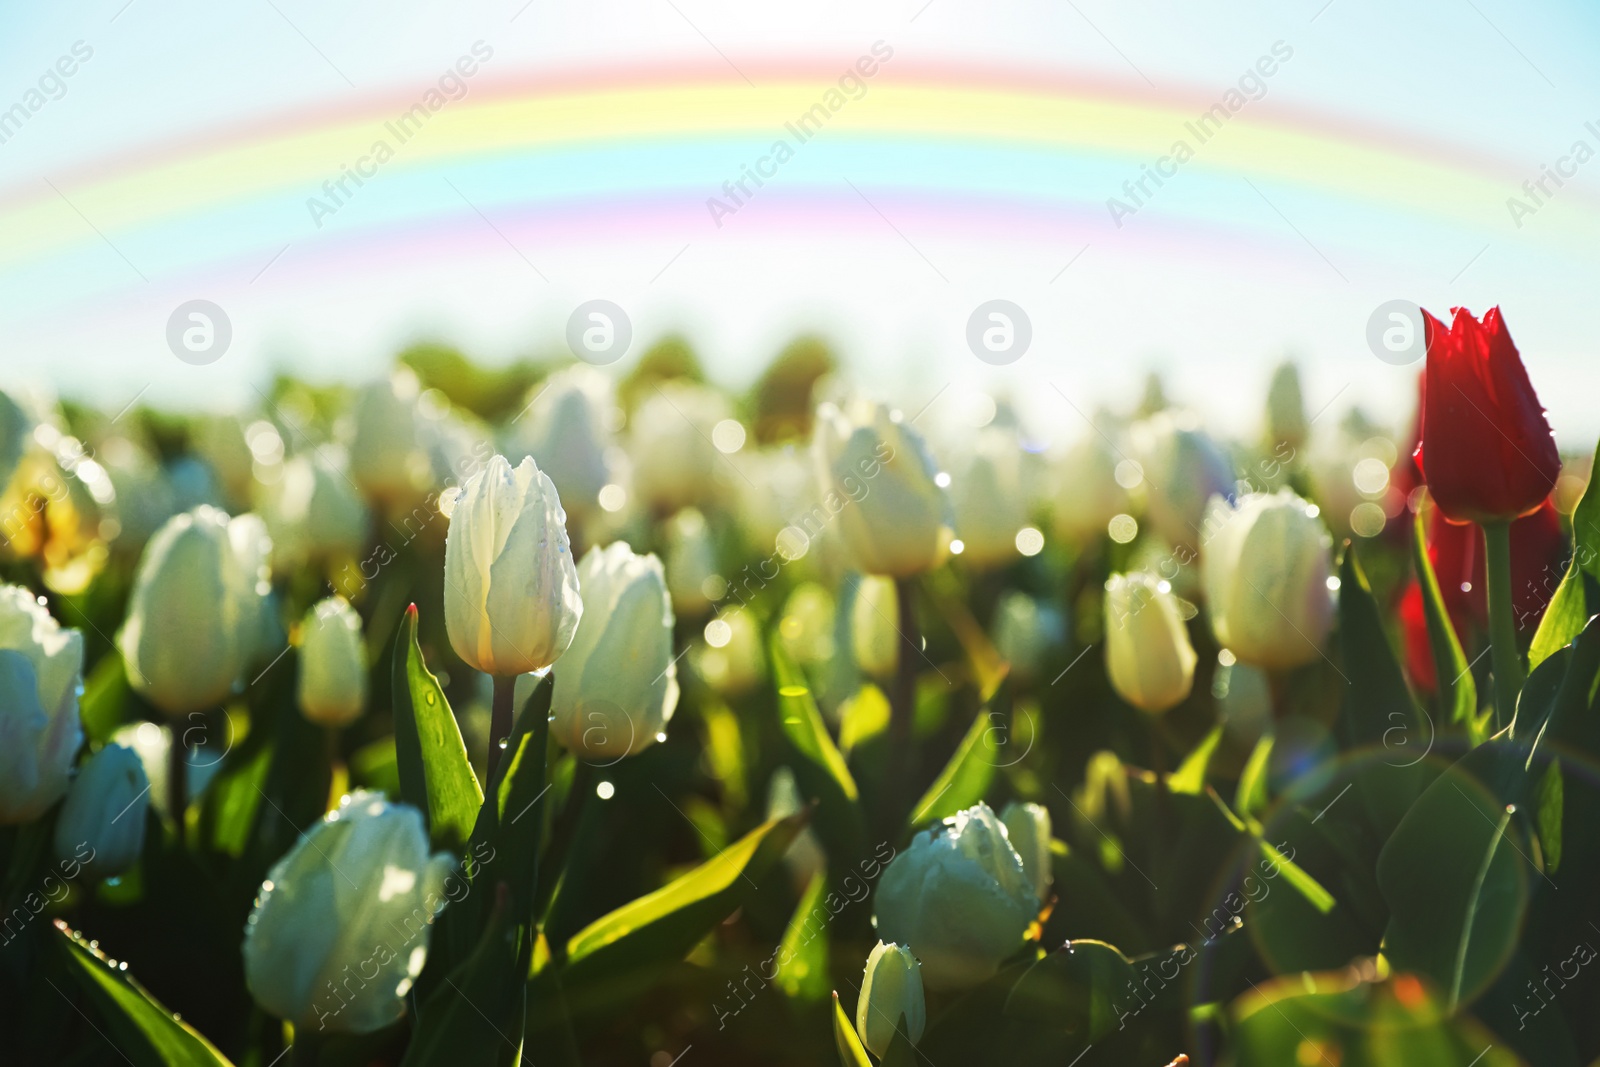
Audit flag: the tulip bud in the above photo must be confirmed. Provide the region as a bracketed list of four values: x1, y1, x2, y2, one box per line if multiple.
[120, 506, 254, 716]
[298, 597, 367, 728]
[266, 452, 370, 565]
[1103, 572, 1197, 714]
[0, 585, 84, 823]
[509, 366, 617, 527]
[1133, 412, 1234, 553]
[549, 543, 678, 760]
[664, 507, 720, 619]
[1000, 801, 1053, 903]
[873, 802, 1037, 989]
[1416, 306, 1560, 524]
[694, 608, 766, 697]
[628, 383, 730, 514]
[242, 791, 454, 1034]
[1201, 490, 1334, 670]
[349, 370, 434, 506]
[54, 743, 148, 878]
[992, 592, 1065, 685]
[947, 428, 1028, 569]
[1052, 431, 1129, 547]
[851, 575, 899, 681]
[442, 454, 582, 677]
[855, 942, 927, 1057]
[813, 400, 954, 577]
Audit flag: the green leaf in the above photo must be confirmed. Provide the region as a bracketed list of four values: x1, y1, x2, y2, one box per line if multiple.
[392, 603, 483, 850]
[1234, 732, 1274, 818]
[1209, 791, 1335, 914]
[1004, 940, 1137, 1042]
[1530, 431, 1600, 668]
[838, 683, 891, 756]
[770, 637, 865, 866]
[562, 812, 807, 1012]
[402, 884, 528, 1067]
[1530, 571, 1590, 670]
[772, 639, 858, 803]
[1537, 761, 1563, 874]
[832, 991, 873, 1067]
[1339, 545, 1420, 749]
[1339, 545, 1431, 840]
[197, 740, 272, 860]
[1169, 724, 1223, 794]
[57, 925, 236, 1066]
[774, 870, 830, 1002]
[1375, 746, 1532, 1009]
[1411, 509, 1480, 731]
[907, 696, 1003, 827]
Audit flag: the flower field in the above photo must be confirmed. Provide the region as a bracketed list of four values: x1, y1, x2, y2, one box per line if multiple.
[1, 308, 1596, 1066]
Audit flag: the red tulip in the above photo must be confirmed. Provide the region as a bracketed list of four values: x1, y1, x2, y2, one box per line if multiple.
[1414, 307, 1560, 525]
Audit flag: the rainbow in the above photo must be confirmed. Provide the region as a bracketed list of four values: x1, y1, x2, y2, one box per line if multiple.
[2, 56, 1595, 302]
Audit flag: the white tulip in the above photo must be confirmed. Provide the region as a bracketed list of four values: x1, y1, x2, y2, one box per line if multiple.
[1103, 572, 1197, 714]
[549, 543, 678, 760]
[298, 597, 367, 728]
[855, 942, 927, 1057]
[0, 585, 83, 823]
[1000, 801, 1053, 903]
[813, 401, 953, 578]
[120, 506, 255, 716]
[242, 791, 454, 1033]
[441, 455, 582, 677]
[873, 802, 1037, 989]
[1201, 490, 1334, 670]
[54, 744, 148, 878]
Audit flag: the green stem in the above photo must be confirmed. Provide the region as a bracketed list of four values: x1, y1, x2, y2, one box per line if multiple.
[1482, 521, 1524, 732]
[882, 577, 920, 835]
[524, 683, 552, 925]
[169, 734, 188, 848]
[487, 674, 516, 797]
